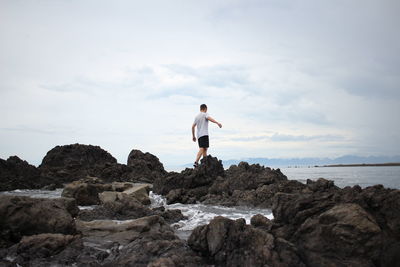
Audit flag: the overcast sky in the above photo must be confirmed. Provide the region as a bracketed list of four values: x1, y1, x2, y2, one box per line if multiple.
[1, 0, 399, 168]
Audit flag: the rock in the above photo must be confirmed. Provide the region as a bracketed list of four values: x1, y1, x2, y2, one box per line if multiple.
[250, 214, 272, 231]
[123, 183, 152, 205]
[188, 216, 305, 267]
[78, 196, 152, 221]
[127, 149, 167, 183]
[153, 155, 224, 204]
[270, 182, 400, 266]
[153, 156, 295, 207]
[39, 143, 118, 183]
[16, 233, 79, 260]
[77, 215, 205, 266]
[306, 178, 338, 192]
[0, 156, 49, 191]
[0, 196, 78, 248]
[111, 181, 135, 192]
[295, 203, 382, 266]
[61, 178, 112, 205]
[152, 206, 186, 224]
[98, 191, 128, 204]
[224, 162, 288, 192]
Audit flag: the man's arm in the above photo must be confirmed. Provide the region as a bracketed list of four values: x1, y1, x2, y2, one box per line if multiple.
[207, 116, 222, 128]
[192, 123, 196, 142]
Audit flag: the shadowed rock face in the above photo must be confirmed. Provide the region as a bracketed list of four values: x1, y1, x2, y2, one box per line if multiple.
[270, 181, 400, 266]
[37, 144, 167, 185]
[153, 155, 225, 204]
[188, 216, 305, 267]
[0, 196, 78, 248]
[0, 156, 46, 191]
[126, 149, 167, 183]
[38, 144, 118, 184]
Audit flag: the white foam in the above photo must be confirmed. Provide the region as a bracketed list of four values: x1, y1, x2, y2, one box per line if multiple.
[149, 192, 274, 233]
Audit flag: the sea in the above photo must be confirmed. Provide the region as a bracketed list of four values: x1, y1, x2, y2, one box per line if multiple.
[1, 166, 399, 239]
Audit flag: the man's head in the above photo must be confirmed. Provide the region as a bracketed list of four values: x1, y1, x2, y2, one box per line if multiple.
[200, 104, 207, 112]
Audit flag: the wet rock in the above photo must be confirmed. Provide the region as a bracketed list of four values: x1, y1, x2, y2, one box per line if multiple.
[123, 183, 152, 205]
[0, 156, 49, 191]
[16, 233, 79, 260]
[78, 196, 152, 221]
[188, 216, 305, 267]
[0, 196, 78, 248]
[39, 143, 118, 183]
[61, 177, 112, 205]
[99, 191, 128, 204]
[250, 214, 273, 231]
[78, 215, 205, 266]
[111, 181, 135, 192]
[151, 206, 186, 224]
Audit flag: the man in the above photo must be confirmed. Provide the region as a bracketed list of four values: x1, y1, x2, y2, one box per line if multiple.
[192, 104, 222, 168]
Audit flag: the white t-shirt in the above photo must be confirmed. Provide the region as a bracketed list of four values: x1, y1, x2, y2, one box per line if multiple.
[194, 112, 209, 138]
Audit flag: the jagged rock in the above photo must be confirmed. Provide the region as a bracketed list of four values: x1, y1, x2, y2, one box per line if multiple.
[0, 196, 78, 248]
[151, 206, 186, 224]
[296, 203, 382, 266]
[78, 196, 152, 221]
[0, 156, 49, 191]
[77, 215, 205, 266]
[16, 233, 79, 260]
[39, 144, 118, 183]
[250, 214, 273, 231]
[126, 149, 167, 183]
[188, 216, 305, 267]
[270, 182, 400, 266]
[153, 155, 224, 204]
[61, 177, 112, 205]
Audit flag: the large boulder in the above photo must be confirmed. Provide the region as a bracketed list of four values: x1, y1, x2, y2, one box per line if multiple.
[270, 182, 400, 266]
[39, 144, 117, 183]
[153, 155, 224, 204]
[0, 156, 49, 191]
[188, 216, 305, 267]
[0, 196, 78, 248]
[126, 149, 167, 183]
[295, 203, 382, 266]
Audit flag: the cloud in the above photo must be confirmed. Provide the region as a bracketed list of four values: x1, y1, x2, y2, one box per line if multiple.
[0, 0, 399, 167]
[230, 133, 345, 143]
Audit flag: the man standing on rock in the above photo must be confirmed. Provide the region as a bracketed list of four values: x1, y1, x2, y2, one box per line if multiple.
[192, 104, 222, 168]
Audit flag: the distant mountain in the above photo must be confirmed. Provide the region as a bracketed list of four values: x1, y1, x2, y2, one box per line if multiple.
[222, 155, 400, 168]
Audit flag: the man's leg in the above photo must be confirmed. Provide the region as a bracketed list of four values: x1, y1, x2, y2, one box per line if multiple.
[202, 148, 208, 158]
[195, 148, 204, 163]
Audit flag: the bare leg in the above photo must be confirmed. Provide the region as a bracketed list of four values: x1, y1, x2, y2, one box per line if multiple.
[195, 148, 204, 163]
[202, 148, 208, 158]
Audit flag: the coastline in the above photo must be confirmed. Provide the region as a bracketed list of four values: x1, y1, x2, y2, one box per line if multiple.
[317, 162, 400, 167]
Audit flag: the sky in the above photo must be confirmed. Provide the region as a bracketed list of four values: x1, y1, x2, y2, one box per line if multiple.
[0, 0, 399, 168]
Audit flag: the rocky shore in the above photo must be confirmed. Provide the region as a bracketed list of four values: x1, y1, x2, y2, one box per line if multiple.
[1, 144, 399, 266]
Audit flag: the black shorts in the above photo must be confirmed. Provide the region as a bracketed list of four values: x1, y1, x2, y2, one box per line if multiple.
[198, 135, 209, 148]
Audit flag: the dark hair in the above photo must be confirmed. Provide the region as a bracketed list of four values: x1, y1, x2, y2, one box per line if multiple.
[200, 104, 207, 110]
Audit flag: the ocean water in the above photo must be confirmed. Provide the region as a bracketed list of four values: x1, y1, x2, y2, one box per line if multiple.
[281, 166, 400, 189]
